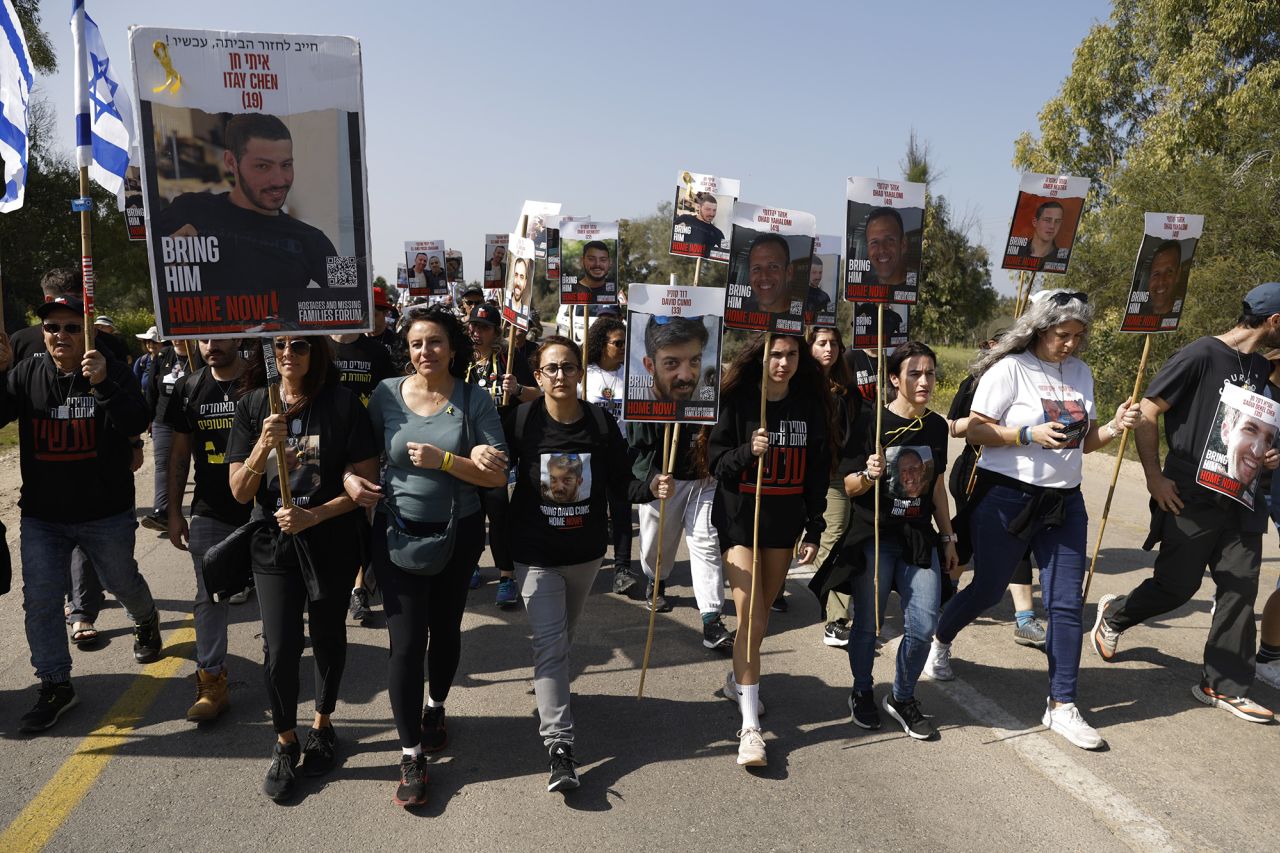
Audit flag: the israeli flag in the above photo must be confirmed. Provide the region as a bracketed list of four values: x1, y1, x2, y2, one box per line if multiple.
[0, 0, 34, 212]
[70, 0, 132, 197]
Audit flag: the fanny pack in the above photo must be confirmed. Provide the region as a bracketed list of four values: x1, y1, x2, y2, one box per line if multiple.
[384, 384, 470, 575]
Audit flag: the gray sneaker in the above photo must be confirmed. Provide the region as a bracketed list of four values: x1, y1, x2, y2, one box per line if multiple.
[1013, 617, 1047, 649]
[923, 640, 955, 681]
[1090, 594, 1121, 662]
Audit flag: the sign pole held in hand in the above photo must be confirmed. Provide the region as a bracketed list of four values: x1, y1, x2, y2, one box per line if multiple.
[638, 422, 679, 698]
[873, 304, 885, 631]
[745, 332, 770, 664]
[260, 338, 294, 514]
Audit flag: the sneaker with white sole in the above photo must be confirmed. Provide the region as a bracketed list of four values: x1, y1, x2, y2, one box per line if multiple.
[1256, 659, 1280, 690]
[1090, 593, 1121, 662]
[848, 689, 881, 730]
[1012, 617, 1047, 649]
[1192, 682, 1274, 723]
[823, 619, 851, 648]
[1041, 699, 1105, 749]
[923, 640, 955, 681]
[721, 671, 765, 716]
[884, 694, 939, 741]
[735, 727, 766, 766]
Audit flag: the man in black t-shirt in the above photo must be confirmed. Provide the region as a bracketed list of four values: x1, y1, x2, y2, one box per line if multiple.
[1093, 283, 1280, 723]
[165, 338, 251, 723]
[330, 332, 395, 406]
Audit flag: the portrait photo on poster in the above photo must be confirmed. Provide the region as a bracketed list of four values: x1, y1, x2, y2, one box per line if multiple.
[404, 240, 448, 297]
[445, 248, 464, 284]
[723, 202, 816, 335]
[805, 233, 841, 327]
[669, 171, 741, 264]
[483, 233, 508, 301]
[502, 234, 536, 331]
[540, 452, 592, 525]
[1120, 212, 1204, 333]
[130, 28, 372, 339]
[1196, 382, 1279, 510]
[1001, 173, 1088, 275]
[885, 445, 933, 517]
[623, 283, 725, 424]
[852, 302, 909, 351]
[844, 177, 925, 305]
[545, 215, 587, 284]
[560, 221, 619, 306]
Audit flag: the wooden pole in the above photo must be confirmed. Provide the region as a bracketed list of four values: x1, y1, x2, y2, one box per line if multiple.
[1083, 333, 1152, 601]
[78, 167, 95, 352]
[638, 421, 679, 698]
[745, 332, 770, 663]
[873, 304, 885, 631]
[580, 305, 589, 399]
[693, 257, 703, 287]
[255, 338, 296, 516]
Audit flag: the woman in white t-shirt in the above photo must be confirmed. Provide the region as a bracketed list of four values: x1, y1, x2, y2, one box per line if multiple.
[926, 290, 1139, 751]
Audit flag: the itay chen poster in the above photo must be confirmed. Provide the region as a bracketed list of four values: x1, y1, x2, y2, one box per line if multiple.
[130, 28, 372, 338]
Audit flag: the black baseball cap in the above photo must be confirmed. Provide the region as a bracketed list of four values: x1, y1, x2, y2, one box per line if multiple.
[466, 303, 500, 328]
[37, 296, 86, 318]
[462, 284, 484, 298]
[1243, 283, 1280, 317]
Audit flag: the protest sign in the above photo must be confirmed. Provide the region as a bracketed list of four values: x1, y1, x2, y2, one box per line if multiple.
[1000, 173, 1088, 274]
[501, 234, 536, 331]
[445, 248, 464, 284]
[130, 27, 372, 338]
[404, 239, 448, 297]
[483, 233, 508, 302]
[670, 171, 740, 264]
[546, 214, 587, 285]
[1119, 212, 1204, 333]
[519, 199, 561, 250]
[624, 283, 724, 424]
[884, 445, 934, 519]
[124, 166, 146, 241]
[844, 176, 925, 305]
[1196, 382, 1278, 510]
[560, 220, 619, 306]
[723, 202, 815, 334]
[852, 302, 909, 350]
[804, 233, 840, 327]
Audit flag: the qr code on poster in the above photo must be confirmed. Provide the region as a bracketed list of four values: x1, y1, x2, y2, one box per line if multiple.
[326, 256, 359, 288]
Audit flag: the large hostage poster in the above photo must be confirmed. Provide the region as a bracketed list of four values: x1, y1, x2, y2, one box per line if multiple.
[501, 234, 536, 331]
[1119, 212, 1205, 334]
[805, 233, 841, 328]
[1000, 173, 1088, 275]
[724, 202, 816, 335]
[844, 176, 925, 305]
[559, 220, 619, 306]
[624, 283, 724, 424]
[404, 240, 447, 298]
[670, 171, 740, 264]
[483, 233, 508, 302]
[1197, 382, 1278, 510]
[130, 28, 372, 338]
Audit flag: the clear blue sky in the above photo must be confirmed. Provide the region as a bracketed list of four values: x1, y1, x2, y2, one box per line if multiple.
[36, 0, 1112, 296]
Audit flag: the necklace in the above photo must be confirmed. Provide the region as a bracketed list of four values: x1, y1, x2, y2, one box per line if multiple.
[212, 375, 236, 402]
[1233, 346, 1255, 391]
[1033, 354, 1067, 401]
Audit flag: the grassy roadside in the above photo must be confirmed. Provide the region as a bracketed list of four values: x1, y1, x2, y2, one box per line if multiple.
[0, 423, 14, 448]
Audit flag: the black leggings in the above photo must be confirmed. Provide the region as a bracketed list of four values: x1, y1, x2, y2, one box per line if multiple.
[478, 486, 513, 574]
[255, 568, 353, 733]
[377, 512, 486, 749]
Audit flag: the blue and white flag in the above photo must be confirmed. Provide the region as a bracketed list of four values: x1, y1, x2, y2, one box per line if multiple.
[70, 0, 132, 197]
[0, 0, 34, 213]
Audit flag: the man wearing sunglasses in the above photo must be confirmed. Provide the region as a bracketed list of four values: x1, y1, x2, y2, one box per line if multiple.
[1, 297, 162, 733]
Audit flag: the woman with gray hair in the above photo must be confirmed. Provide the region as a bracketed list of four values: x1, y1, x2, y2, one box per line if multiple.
[924, 289, 1139, 750]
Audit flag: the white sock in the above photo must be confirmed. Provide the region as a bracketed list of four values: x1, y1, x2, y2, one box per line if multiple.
[738, 683, 761, 730]
[402, 744, 422, 758]
[933, 639, 951, 650]
[425, 697, 444, 709]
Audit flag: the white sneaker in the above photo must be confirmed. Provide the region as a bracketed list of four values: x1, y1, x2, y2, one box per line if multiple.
[1257, 660, 1280, 690]
[735, 727, 766, 766]
[1042, 698, 1105, 750]
[923, 640, 955, 681]
[721, 671, 765, 716]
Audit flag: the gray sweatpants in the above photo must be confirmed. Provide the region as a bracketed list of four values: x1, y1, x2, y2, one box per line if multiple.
[515, 558, 602, 747]
[189, 515, 236, 674]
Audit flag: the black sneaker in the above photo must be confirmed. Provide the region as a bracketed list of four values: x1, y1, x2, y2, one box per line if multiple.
[139, 510, 167, 532]
[19, 681, 78, 733]
[612, 567, 640, 596]
[848, 689, 881, 730]
[263, 739, 301, 801]
[771, 592, 788, 613]
[132, 612, 162, 663]
[301, 725, 338, 777]
[392, 754, 428, 808]
[883, 694, 939, 740]
[547, 741, 580, 792]
[645, 581, 671, 613]
[349, 588, 371, 623]
[702, 615, 734, 650]
[421, 705, 448, 752]
[823, 619, 851, 648]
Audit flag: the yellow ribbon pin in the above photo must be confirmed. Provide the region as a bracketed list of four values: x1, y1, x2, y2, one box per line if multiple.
[151, 41, 182, 95]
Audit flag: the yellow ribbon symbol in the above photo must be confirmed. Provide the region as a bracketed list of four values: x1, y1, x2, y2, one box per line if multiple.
[151, 41, 182, 94]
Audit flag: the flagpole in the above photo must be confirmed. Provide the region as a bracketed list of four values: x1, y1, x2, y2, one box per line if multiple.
[79, 166, 95, 352]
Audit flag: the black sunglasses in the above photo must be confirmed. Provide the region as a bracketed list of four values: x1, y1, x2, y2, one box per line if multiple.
[43, 322, 84, 335]
[1048, 291, 1088, 306]
[273, 339, 311, 354]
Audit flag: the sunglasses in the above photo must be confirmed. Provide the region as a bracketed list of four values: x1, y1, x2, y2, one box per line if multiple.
[1048, 291, 1088, 306]
[43, 322, 84, 335]
[538, 362, 581, 377]
[273, 339, 312, 355]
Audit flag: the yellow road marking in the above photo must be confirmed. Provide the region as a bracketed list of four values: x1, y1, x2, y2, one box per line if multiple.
[0, 618, 195, 853]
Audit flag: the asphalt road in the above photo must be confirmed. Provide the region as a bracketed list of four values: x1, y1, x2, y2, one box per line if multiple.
[0, 440, 1276, 852]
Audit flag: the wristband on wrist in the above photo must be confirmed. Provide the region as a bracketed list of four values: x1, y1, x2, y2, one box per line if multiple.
[440, 451, 455, 472]
[1017, 425, 1030, 446]
[243, 461, 263, 477]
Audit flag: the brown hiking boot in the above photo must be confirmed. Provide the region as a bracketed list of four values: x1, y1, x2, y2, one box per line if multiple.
[187, 668, 229, 722]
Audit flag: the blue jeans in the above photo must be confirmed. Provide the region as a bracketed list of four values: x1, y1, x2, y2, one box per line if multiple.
[849, 538, 941, 700]
[20, 510, 157, 683]
[936, 485, 1087, 703]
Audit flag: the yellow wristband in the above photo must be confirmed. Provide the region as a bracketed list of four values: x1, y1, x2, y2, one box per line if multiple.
[440, 451, 455, 473]
[243, 462, 263, 477]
